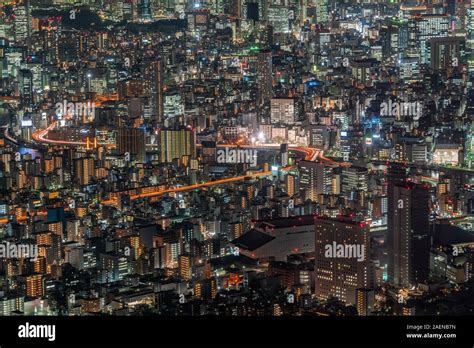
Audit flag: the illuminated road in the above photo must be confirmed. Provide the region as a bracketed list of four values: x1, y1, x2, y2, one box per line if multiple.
[32, 122, 91, 146]
[31, 123, 324, 161]
[32, 124, 320, 159]
[30, 122, 352, 206]
[3, 125, 18, 145]
[100, 166, 297, 205]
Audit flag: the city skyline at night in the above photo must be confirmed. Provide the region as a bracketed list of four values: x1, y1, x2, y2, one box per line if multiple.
[0, 0, 474, 326]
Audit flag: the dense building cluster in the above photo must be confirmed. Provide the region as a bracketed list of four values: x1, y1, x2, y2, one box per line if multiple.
[0, 0, 474, 316]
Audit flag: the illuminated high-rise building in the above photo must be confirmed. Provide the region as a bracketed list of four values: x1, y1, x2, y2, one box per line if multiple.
[14, 1, 30, 47]
[468, 0, 474, 49]
[388, 181, 431, 287]
[194, 278, 217, 300]
[117, 128, 146, 163]
[74, 157, 95, 186]
[410, 14, 449, 64]
[163, 90, 184, 119]
[315, 217, 372, 305]
[145, 57, 164, 123]
[178, 254, 192, 280]
[268, 2, 289, 33]
[257, 49, 272, 105]
[341, 166, 368, 199]
[299, 161, 332, 202]
[316, 0, 328, 25]
[19, 69, 33, 107]
[229, 221, 243, 240]
[0, 296, 24, 315]
[429, 37, 464, 70]
[298, 0, 307, 25]
[139, 0, 152, 20]
[468, 0, 474, 72]
[271, 98, 295, 124]
[153, 58, 164, 123]
[157, 126, 196, 164]
[25, 274, 45, 298]
[285, 173, 297, 196]
[356, 288, 375, 316]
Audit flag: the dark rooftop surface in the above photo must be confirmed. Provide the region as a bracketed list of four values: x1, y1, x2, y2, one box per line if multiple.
[231, 229, 275, 251]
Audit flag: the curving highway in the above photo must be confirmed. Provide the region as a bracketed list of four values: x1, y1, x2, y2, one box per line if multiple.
[29, 123, 349, 205]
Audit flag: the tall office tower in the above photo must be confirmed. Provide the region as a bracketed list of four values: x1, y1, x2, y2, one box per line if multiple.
[429, 37, 464, 70]
[410, 14, 449, 65]
[154, 58, 164, 122]
[356, 288, 375, 316]
[315, 217, 372, 305]
[246, 1, 259, 21]
[468, 0, 474, 72]
[388, 181, 431, 287]
[316, 0, 328, 25]
[19, 69, 33, 107]
[157, 126, 196, 163]
[280, 143, 288, 167]
[299, 161, 332, 202]
[117, 128, 146, 163]
[298, 0, 307, 25]
[386, 163, 407, 282]
[285, 173, 297, 196]
[268, 1, 289, 33]
[270, 98, 295, 124]
[257, 49, 272, 106]
[14, 1, 30, 47]
[145, 58, 164, 123]
[139, 0, 152, 20]
[163, 90, 184, 119]
[469, 1, 474, 46]
[341, 166, 368, 199]
[74, 157, 94, 186]
[258, 0, 268, 21]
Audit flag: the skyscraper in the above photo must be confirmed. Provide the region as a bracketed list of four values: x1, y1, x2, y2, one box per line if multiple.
[341, 166, 368, 199]
[14, 0, 31, 48]
[19, 69, 33, 107]
[316, 0, 328, 25]
[468, 0, 474, 55]
[429, 37, 463, 70]
[411, 14, 450, 65]
[271, 98, 295, 124]
[299, 161, 333, 202]
[74, 157, 94, 186]
[388, 181, 431, 287]
[25, 274, 45, 298]
[257, 49, 272, 106]
[145, 58, 164, 123]
[386, 163, 406, 283]
[178, 254, 191, 280]
[157, 126, 196, 164]
[468, 0, 474, 82]
[117, 128, 146, 163]
[315, 217, 372, 305]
